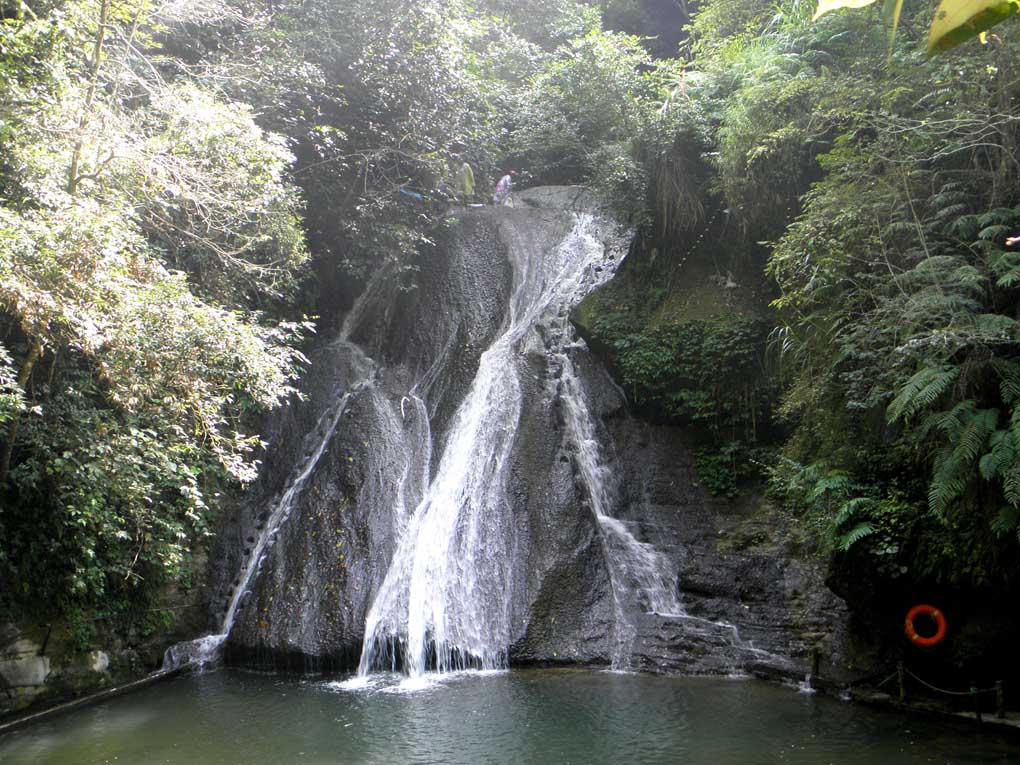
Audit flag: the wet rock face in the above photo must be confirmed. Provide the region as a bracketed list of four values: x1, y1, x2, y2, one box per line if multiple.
[218, 187, 850, 680]
[600, 407, 853, 677]
[506, 347, 616, 665]
[222, 190, 620, 670]
[222, 213, 516, 668]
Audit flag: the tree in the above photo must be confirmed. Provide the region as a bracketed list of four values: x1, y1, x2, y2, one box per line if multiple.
[0, 0, 308, 621]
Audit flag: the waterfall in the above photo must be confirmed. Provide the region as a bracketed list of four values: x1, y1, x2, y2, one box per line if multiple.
[164, 277, 384, 671]
[552, 315, 682, 670]
[170, 189, 721, 680]
[357, 212, 624, 679]
[164, 379, 365, 670]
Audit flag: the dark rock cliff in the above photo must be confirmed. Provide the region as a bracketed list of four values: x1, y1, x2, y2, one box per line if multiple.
[211, 188, 851, 681]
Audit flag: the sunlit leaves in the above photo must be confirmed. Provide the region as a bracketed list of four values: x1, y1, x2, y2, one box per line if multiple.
[0, 344, 25, 427]
[511, 29, 684, 219]
[0, 0, 309, 620]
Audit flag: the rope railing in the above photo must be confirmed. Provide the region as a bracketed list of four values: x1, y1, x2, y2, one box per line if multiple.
[895, 661, 1006, 721]
[903, 667, 998, 697]
[873, 670, 899, 690]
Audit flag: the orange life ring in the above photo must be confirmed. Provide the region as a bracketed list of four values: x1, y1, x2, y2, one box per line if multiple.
[904, 604, 947, 647]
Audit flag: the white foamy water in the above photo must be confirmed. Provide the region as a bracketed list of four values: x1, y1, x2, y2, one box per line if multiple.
[356, 213, 624, 680]
[553, 322, 682, 669]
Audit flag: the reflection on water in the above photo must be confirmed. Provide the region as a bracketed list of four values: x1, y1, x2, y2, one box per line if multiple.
[0, 669, 1015, 764]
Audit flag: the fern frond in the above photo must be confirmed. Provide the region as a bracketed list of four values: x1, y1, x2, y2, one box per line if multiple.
[933, 203, 968, 221]
[991, 251, 1020, 288]
[834, 496, 873, 527]
[927, 406, 998, 516]
[951, 265, 986, 294]
[991, 359, 1020, 405]
[977, 208, 1020, 228]
[978, 224, 1012, 241]
[807, 472, 851, 502]
[928, 472, 967, 516]
[888, 366, 959, 423]
[924, 399, 977, 439]
[952, 407, 999, 466]
[928, 189, 967, 207]
[978, 429, 1016, 480]
[973, 314, 1020, 344]
[1002, 465, 1020, 508]
[906, 255, 959, 275]
[997, 269, 1020, 289]
[837, 522, 875, 551]
[882, 220, 915, 239]
[945, 215, 979, 240]
[991, 505, 1020, 537]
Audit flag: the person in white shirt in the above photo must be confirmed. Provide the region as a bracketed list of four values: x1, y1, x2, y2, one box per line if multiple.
[492, 170, 517, 205]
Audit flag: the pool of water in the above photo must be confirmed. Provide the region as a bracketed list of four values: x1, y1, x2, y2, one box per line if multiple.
[0, 669, 1015, 763]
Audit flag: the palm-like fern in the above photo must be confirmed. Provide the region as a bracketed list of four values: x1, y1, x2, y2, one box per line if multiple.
[888, 356, 1020, 534]
[923, 401, 999, 516]
[887, 365, 959, 423]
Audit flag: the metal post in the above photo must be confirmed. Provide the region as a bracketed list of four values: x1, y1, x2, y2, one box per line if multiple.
[811, 649, 820, 680]
[898, 661, 906, 703]
[996, 681, 1005, 719]
[972, 686, 982, 723]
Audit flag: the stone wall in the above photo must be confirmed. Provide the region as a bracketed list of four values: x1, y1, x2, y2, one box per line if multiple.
[1, 551, 209, 717]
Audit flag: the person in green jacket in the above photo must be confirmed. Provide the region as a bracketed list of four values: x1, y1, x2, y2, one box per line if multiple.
[455, 161, 475, 205]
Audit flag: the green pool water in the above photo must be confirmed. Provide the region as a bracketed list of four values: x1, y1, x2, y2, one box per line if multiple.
[0, 669, 1015, 763]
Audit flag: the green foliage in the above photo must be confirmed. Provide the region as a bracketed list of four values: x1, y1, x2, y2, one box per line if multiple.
[705, 0, 1020, 578]
[887, 366, 960, 422]
[609, 315, 771, 437]
[694, 443, 771, 497]
[0, 344, 25, 427]
[202, 0, 551, 278]
[510, 28, 702, 226]
[814, 0, 1020, 54]
[0, 0, 309, 625]
[128, 86, 308, 307]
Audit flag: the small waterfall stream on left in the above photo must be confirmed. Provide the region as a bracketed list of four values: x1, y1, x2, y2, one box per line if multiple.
[163, 277, 387, 670]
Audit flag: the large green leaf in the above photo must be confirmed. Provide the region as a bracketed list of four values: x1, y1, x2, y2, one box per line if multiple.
[813, 0, 879, 21]
[884, 0, 905, 40]
[928, 0, 1020, 54]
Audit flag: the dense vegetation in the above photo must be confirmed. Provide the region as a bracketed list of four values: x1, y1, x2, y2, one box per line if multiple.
[701, 1, 1020, 592]
[3, 0, 1019, 668]
[577, 0, 1020, 616]
[0, 0, 320, 638]
[0, 0, 690, 639]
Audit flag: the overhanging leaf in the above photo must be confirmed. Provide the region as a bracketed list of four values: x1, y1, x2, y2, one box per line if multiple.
[883, 0, 905, 42]
[928, 0, 1020, 54]
[813, 0, 879, 21]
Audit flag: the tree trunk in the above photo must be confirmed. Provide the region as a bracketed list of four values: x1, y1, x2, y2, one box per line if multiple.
[0, 341, 43, 483]
[67, 0, 110, 196]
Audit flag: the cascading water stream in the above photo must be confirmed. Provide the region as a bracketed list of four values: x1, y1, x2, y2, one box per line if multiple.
[164, 195, 786, 683]
[163, 275, 387, 670]
[553, 330, 682, 669]
[554, 340, 788, 671]
[356, 212, 625, 680]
